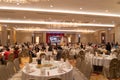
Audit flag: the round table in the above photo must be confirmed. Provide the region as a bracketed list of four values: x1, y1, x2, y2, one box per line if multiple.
[22, 61, 73, 80]
[92, 55, 116, 67]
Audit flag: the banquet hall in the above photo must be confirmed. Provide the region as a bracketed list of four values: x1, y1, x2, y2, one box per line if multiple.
[0, 0, 120, 80]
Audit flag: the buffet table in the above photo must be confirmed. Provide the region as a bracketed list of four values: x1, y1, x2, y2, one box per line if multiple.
[22, 60, 73, 80]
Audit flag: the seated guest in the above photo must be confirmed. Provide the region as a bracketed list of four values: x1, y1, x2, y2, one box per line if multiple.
[56, 50, 62, 60]
[42, 45, 46, 51]
[28, 47, 36, 57]
[4, 48, 10, 60]
[80, 43, 83, 49]
[48, 45, 53, 51]
[0, 44, 3, 52]
[35, 45, 40, 53]
[14, 47, 19, 58]
[0, 51, 4, 64]
[57, 45, 63, 50]
[114, 42, 119, 49]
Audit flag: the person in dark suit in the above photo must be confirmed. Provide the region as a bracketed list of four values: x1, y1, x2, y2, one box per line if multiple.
[106, 42, 111, 54]
[56, 46, 63, 60]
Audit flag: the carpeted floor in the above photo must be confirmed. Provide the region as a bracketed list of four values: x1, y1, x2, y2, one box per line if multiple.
[90, 73, 108, 80]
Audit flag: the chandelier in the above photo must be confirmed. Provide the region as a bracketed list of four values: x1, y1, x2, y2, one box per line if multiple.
[0, 0, 43, 4]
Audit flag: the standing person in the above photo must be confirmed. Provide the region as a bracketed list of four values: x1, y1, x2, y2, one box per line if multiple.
[106, 42, 111, 54]
[80, 43, 83, 49]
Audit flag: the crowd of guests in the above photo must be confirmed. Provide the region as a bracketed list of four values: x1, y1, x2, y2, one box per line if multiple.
[0, 42, 64, 64]
[80, 42, 120, 54]
[0, 41, 119, 65]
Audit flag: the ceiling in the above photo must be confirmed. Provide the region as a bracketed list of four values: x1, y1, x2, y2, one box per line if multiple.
[0, 0, 120, 32]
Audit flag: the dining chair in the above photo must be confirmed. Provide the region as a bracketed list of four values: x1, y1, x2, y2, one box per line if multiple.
[14, 58, 20, 71]
[73, 67, 88, 80]
[117, 60, 120, 78]
[0, 65, 10, 80]
[117, 53, 120, 60]
[76, 57, 81, 69]
[78, 60, 86, 73]
[8, 53, 14, 62]
[109, 58, 118, 79]
[7, 61, 22, 80]
[61, 50, 69, 61]
[56, 50, 62, 60]
[0, 65, 22, 80]
[103, 58, 119, 79]
[7, 61, 16, 77]
[78, 50, 85, 61]
[83, 62, 92, 80]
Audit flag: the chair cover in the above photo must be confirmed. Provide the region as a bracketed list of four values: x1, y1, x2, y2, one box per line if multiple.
[7, 61, 16, 77]
[0, 65, 10, 80]
[14, 58, 20, 71]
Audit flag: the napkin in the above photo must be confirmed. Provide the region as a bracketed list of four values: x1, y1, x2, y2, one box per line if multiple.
[40, 68, 46, 75]
[95, 52, 98, 56]
[60, 58, 64, 63]
[58, 66, 63, 73]
[65, 60, 71, 69]
[25, 63, 30, 73]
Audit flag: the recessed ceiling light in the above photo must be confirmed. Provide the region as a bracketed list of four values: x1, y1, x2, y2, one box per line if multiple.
[112, 21, 115, 23]
[80, 8, 82, 10]
[24, 16, 26, 19]
[16, 3, 20, 5]
[3, 24, 7, 27]
[50, 5, 53, 8]
[105, 10, 109, 12]
[108, 28, 111, 30]
[72, 19, 75, 21]
[93, 20, 96, 22]
[48, 17, 51, 19]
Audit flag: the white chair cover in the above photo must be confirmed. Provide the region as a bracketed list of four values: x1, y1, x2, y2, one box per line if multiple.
[14, 58, 20, 71]
[0, 65, 10, 80]
[7, 61, 16, 77]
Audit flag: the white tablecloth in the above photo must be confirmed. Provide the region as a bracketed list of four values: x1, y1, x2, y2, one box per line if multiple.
[22, 61, 73, 80]
[92, 55, 116, 67]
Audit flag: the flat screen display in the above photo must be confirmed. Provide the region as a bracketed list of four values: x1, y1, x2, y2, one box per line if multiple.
[50, 36, 61, 43]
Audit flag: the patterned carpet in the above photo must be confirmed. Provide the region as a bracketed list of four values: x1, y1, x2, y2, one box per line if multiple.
[90, 73, 108, 80]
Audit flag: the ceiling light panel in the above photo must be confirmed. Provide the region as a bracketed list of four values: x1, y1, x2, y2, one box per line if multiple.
[0, 19, 115, 27]
[15, 28, 96, 33]
[0, 7, 120, 17]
